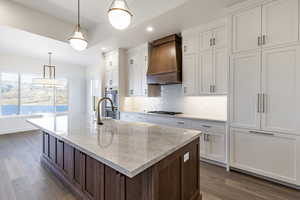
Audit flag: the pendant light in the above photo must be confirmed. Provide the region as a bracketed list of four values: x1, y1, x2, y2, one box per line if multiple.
[108, 0, 133, 30]
[69, 0, 88, 51]
[33, 52, 65, 88]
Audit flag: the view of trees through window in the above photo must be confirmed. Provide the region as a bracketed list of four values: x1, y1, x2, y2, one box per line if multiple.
[0, 73, 68, 116]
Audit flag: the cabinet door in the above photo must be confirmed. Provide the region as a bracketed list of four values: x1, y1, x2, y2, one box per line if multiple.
[63, 143, 74, 179]
[262, 0, 298, 48]
[49, 135, 56, 163]
[83, 155, 104, 200]
[141, 54, 148, 96]
[201, 50, 214, 94]
[261, 46, 300, 134]
[200, 30, 213, 51]
[105, 70, 113, 88]
[230, 52, 261, 129]
[213, 26, 227, 50]
[127, 57, 135, 96]
[232, 6, 261, 53]
[56, 140, 64, 169]
[199, 133, 206, 158]
[183, 54, 197, 96]
[205, 132, 225, 163]
[230, 128, 300, 185]
[213, 48, 228, 94]
[43, 133, 49, 157]
[183, 32, 198, 55]
[112, 68, 119, 88]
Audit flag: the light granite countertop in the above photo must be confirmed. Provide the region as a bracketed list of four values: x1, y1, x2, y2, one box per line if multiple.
[27, 115, 200, 178]
[121, 111, 227, 123]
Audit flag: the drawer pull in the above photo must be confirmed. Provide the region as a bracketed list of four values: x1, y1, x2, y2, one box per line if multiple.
[177, 121, 185, 125]
[201, 125, 212, 128]
[249, 131, 274, 136]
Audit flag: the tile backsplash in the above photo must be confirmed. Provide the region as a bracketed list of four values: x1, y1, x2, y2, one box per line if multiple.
[122, 85, 227, 120]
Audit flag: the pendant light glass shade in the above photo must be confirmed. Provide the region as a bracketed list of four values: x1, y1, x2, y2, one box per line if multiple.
[69, 0, 88, 51]
[108, 0, 133, 30]
[69, 25, 88, 51]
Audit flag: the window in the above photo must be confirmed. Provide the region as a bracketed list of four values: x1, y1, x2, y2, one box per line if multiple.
[0, 73, 68, 116]
[0, 73, 19, 115]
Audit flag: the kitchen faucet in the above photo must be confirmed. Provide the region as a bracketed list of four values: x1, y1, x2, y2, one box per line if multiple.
[97, 97, 114, 125]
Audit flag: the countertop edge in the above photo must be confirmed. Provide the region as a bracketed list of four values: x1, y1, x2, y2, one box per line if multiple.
[121, 111, 227, 123]
[27, 119, 200, 178]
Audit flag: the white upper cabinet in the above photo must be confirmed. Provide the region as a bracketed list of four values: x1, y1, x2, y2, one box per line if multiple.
[232, 6, 262, 53]
[214, 48, 228, 94]
[213, 26, 227, 50]
[183, 54, 197, 96]
[261, 46, 300, 134]
[183, 32, 198, 55]
[232, 0, 299, 53]
[104, 50, 119, 88]
[261, 0, 299, 48]
[182, 21, 228, 96]
[201, 50, 214, 94]
[200, 30, 214, 51]
[126, 44, 160, 97]
[230, 51, 261, 129]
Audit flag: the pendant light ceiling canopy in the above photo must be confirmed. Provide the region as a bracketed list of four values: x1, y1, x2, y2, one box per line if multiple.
[69, 0, 88, 51]
[108, 0, 133, 30]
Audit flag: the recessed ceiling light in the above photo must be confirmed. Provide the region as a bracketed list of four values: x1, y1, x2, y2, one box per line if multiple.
[146, 26, 154, 32]
[101, 47, 107, 51]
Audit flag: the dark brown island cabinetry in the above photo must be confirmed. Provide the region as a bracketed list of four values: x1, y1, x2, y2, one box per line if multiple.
[41, 132, 200, 200]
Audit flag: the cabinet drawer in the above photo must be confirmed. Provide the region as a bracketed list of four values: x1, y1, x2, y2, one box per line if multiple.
[230, 128, 300, 185]
[191, 121, 225, 134]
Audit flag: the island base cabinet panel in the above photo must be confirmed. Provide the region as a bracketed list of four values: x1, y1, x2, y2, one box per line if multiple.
[43, 132, 49, 157]
[230, 128, 300, 186]
[49, 135, 56, 163]
[63, 143, 74, 180]
[41, 134, 200, 200]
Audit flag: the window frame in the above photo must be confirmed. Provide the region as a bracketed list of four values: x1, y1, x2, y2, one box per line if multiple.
[0, 72, 69, 116]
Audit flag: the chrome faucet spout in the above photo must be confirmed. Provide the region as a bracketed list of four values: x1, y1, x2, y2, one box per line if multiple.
[97, 97, 114, 125]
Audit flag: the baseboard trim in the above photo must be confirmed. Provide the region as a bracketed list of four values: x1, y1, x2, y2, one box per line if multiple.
[230, 167, 300, 190]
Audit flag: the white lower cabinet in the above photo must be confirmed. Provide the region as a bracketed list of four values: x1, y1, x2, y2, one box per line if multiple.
[192, 122, 226, 164]
[230, 128, 300, 185]
[120, 112, 226, 164]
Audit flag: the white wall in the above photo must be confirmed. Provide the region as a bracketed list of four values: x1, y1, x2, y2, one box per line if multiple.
[122, 85, 227, 121]
[0, 53, 87, 134]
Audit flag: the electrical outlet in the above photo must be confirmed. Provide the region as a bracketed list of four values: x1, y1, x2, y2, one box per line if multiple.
[183, 152, 189, 162]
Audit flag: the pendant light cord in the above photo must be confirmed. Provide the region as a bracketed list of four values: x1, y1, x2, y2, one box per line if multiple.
[78, 0, 80, 28]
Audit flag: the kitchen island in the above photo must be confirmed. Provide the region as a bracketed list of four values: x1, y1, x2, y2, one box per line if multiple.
[27, 115, 201, 200]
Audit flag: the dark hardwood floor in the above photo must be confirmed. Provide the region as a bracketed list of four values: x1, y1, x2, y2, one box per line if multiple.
[1, 131, 300, 200]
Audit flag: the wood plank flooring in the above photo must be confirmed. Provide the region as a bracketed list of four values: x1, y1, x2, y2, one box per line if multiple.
[1, 131, 300, 200]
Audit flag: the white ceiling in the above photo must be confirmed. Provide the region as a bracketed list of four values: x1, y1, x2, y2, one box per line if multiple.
[2, 0, 248, 65]
[0, 26, 100, 66]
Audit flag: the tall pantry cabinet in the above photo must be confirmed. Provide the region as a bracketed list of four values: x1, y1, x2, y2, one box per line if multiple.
[229, 0, 300, 186]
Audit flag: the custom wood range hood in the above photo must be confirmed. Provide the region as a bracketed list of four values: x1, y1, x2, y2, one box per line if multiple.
[147, 34, 182, 85]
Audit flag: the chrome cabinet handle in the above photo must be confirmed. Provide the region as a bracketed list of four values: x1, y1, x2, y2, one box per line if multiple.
[210, 38, 213, 46]
[257, 93, 261, 113]
[213, 38, 216, 46]
[184, 87, 187, 94]
[249, 130, 274, 136]
[262, 35, 266, 45]
[201, 125, 212, 128]
[262, 93, 266, 113]
[177, 121, 185, 125]
[184, 45, 187, 52]
[257, 36, 261, 46]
